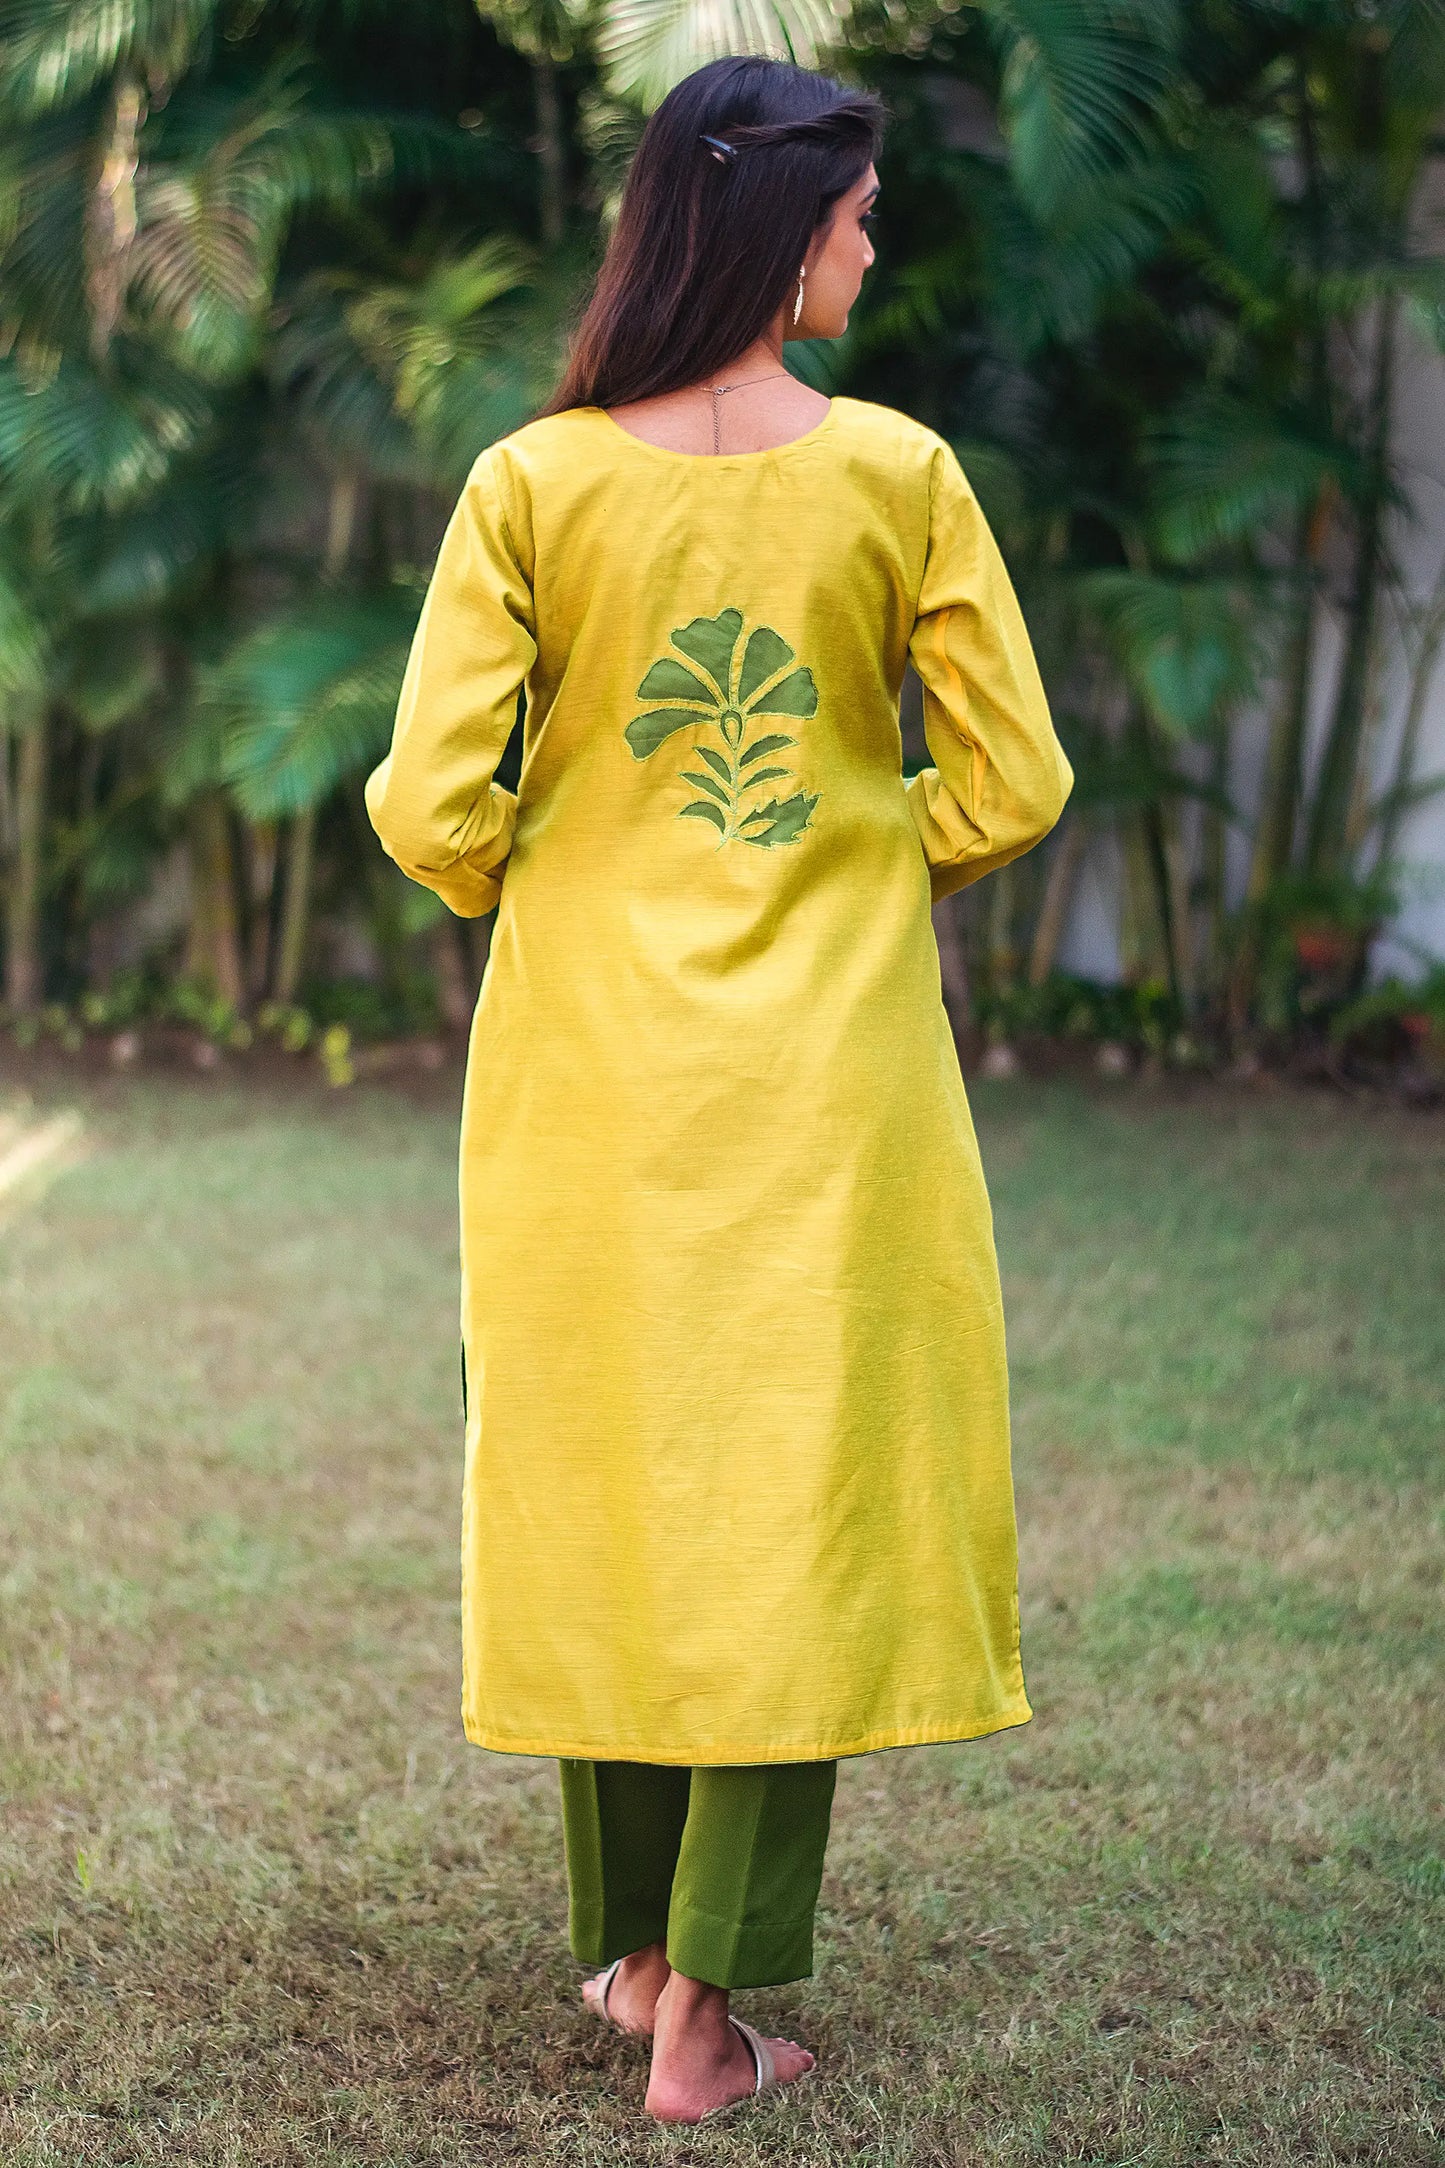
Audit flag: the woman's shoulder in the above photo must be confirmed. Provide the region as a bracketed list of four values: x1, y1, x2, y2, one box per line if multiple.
[828, 396, 953, 470]
[463, 408, 603, 490]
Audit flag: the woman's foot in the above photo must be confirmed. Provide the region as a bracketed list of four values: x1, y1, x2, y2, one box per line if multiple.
[644, 1970, 814, 2123]
[581, 1941, 670, 2035]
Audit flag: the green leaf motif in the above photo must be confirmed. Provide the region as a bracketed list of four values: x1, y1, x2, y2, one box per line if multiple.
[737, 626, 795, 706]
[741, 792, 819, 847]
[670, 609, 743, 698]
[625, 708, 705, 759]
[681, 768, 729, 803]
[750, 666, 817, 719]
[738, 733, 795, 767]
[637, 656, 717, 705]
[627, 608, 820, 848]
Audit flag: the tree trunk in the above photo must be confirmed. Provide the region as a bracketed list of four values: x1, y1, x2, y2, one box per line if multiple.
[268, 475, 360, 1007]
[1163, 794, 1196, 1015]
[273, 805, 316, 1007]
[1143, 801, 1182, 1012]
[1304, 291, 1399, 875]
[1371, 549, 1445, 872]
[1200, 726, 1231, 1010]
[1119, 814, 1164, 988]
[985, 862, 1018, 996]
[432, 918, 474, 1032]
[184, 790, 244, 1008]
[1227, 508, 1324, 1033]
[533, 58, 566, 248]
[5, 712, 47, 1013]
[325, 472, 360, 582]
[244, 819, 278, 1003]
[1247, 500, 1326, 901]
[88, 72, 146, 359]
[1027, 816, 1084, 987]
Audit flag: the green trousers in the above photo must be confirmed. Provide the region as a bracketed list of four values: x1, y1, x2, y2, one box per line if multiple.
[557, 1758, 837, 1990]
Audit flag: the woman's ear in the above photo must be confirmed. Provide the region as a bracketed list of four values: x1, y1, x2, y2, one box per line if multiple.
[804, 212, 833, 272]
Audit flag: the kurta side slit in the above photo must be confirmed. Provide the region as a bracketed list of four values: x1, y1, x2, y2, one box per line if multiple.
[365, 396, 1074, 1771]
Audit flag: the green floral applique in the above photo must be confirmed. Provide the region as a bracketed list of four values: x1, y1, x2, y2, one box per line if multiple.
[624, 608, 821, 847]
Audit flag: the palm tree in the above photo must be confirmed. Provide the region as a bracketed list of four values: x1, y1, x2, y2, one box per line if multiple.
[0, 0, 527, 1014]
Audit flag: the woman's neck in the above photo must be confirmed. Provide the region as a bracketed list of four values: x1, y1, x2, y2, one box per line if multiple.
[703, 332, 786, 388]
[603, 317, 828, 457]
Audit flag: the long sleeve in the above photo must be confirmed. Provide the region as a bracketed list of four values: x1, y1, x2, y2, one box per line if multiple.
[364, 449, 536, 918]
[905, 444, 1073, 902]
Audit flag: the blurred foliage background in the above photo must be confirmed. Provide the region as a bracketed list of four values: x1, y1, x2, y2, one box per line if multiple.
[2, 0, 1445, 1079]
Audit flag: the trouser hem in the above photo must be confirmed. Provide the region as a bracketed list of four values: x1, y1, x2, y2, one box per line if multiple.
[665, 1898, 817, 1990]
[568, 1897, 669, 1968]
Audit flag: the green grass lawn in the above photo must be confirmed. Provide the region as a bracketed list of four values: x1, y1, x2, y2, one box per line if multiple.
[1, 1064, 1440, 2165]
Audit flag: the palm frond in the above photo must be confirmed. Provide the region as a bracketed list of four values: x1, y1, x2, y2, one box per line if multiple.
[1385, 0, 1445, 115]
[0, 341, 213, 508]
[0, 105, 92, 349]
[346, 238, 531, 416]
[0, 0, 217, 120]
[1175, 122, 1292, 326]
[1078, 567, 1266, 736]
[129, 69, 398, 378]
[275, 238, 553, 486]
[0, 560, 49, 698]
[74, 426, 256, 613]
[594, 0, 851, 109]
[979, 0, 1181, 222]
[576, 84, 646, 221]
[271, 271, 420, 482]
[203, 587, 421, 819]
[56, 620, 164, 728]
[982, 139, 1203, 349]
[73, 779, 172, 906]
[1143, 390, 1364, 563]
[475, 0, 589, 65]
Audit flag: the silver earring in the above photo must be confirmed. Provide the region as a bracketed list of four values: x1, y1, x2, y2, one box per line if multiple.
[793, 265, 806, 327]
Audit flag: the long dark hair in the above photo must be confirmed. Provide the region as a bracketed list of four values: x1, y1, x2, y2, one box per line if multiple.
[543, 57, 884, 415]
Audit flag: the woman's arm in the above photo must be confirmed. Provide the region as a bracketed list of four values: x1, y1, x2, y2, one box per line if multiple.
[905, 444, 1073, 903]
[365, 450, 537, 918]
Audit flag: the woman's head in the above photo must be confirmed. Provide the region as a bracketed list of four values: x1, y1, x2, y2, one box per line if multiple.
[544, 57, 884, 414]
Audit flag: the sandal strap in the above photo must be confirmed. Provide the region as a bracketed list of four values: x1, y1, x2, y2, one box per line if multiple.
[728, 2015, 776, 2093]
[595, 1958, 623, 2021]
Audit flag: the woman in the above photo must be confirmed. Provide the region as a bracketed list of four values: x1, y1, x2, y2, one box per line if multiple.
[365, 54, 1073, 2126]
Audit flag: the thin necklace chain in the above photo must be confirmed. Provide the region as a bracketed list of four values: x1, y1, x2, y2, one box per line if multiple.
[710, 369, 791, 455]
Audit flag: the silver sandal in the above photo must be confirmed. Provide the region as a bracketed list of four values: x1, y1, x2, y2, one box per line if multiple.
[583, 1958, 650, 2035]
[695, 2016, 809, 2121]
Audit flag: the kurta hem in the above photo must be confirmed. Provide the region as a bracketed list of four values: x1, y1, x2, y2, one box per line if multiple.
[461, 1698, 1034, 1766]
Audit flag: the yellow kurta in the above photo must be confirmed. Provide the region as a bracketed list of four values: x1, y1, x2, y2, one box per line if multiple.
[365, 395, 1073, 1764]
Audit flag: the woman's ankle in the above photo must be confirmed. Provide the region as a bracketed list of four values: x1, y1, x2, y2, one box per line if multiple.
[656, 1969, 731, 2037]
[615, 1940, 670, 1991]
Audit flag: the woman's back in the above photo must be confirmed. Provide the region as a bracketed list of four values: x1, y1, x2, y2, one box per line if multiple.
[372, 396, 1068, 942]
[491, 397, 933, 906]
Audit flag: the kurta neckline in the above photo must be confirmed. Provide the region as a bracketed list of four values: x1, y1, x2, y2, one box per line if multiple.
[584, 397, 841, 466]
